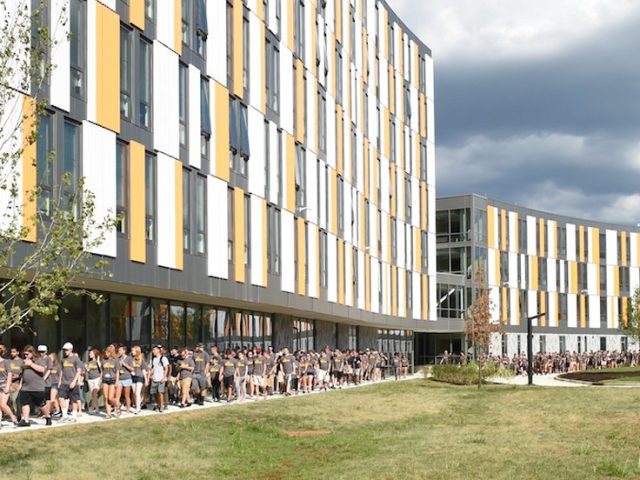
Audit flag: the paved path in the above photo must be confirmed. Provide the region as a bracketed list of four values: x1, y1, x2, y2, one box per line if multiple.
[488, 373, 587, 387]
[0, 374, 420, 435]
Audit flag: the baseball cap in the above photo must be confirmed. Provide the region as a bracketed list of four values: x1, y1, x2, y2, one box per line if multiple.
[37, 345, 48, 353]
[62, 342, 73, 351]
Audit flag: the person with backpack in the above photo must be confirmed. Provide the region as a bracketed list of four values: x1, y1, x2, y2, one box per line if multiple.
[149, 345, 170, 412]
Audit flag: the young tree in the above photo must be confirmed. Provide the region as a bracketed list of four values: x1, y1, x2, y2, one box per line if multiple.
[464, 269, 501, 387]
[0, 0, 116, 335]
[622, 287, 640, 347]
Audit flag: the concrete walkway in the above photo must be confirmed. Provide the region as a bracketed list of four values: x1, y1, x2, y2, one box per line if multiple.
[0, 374, 420, 435]
[488, 373, 587, 387]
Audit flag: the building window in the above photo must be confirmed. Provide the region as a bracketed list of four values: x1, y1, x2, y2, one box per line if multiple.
[195, 0, 208, 57]
[145, 0, 154, 21]
[267, 205, 281, 274]
[389, 117, 395, 163]
[348, 325, 357, 350]
[266, 37, 280, 113]
[600, 337, 607, 351]
[36, 114, 53, 217]
[405, 176, 411, 221]
[201, 77, 211, 167]
[226, 1, 233, 87]
[294, 0, 304, 60]
[229, 99, 250, 176]
[421, 231, 428, 270]
[244, 194, 250, 267]
[559, 335, 566, 354]
[622, 337, 628, 352]
[228, 187, 234, 263]
[295, 144, 306, 212]
[181, 0, 191, 47]
[69, 0, 85, 99]
[243, 13, 250, 94]
[179, 63, 188, 147]
[320, 229, 327, 288]
[337, 176, 344, 235]
[292, 318, 314, 352]
[116, 142, 128, 235]
[62, 121, 79, 215]
[419, 55, 426, 94]
[183, 169, 191, 252]
[391, 217, 397, 262]
[539, 335, 546, 354]
[138, 37, 152, 128]
[406, 271, 412, 311]
[336, 47, 342, 105]
[195, 175, 206, 254]
[144, 153, 155, 242]
[120, 27, 131, 119]
[388, 23, 394, 64]
[420, 140, 427, 181]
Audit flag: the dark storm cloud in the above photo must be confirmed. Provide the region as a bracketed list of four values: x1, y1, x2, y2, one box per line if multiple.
[433, 11, 640, 224]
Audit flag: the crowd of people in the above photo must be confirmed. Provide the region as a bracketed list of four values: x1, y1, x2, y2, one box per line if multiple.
[439, 350, 640, 375]
[0, 342, 411, 428]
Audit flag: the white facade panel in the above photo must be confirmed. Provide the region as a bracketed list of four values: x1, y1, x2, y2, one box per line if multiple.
[327, 232, 338, 303]
[280, 210, 295, 293]
[566, 223, 576, 261]
[153, 41, 179, 158]
[508, 252, 518, 288]
[587, 263, 598, 295]
[526, 215, 536, 256]
[567, 294, 577, 328]
[250, 195, 265, 286]
[527, 290, 538, 325]
[155, 0, 175, 51]
[206, 0, 226, 84]
[82, 121, 116, 257]
[249, 14, 264, 112]
[371, 259, 380, 313]
[588, 295, 600, 329]
[345, 246, 353, 307]
[248, 107, 266, 197]
[631, 233, 639, 268]
[307, 224, 318, 298]
[156, 152, 177, 269]
[397, 268, 405, 318]
[86, 0, 97, 122]
[188, 64, 202, 169]
[50, 0, 70, 111]
[207, 176, 228, 279]
[306, 151, 318, 224]
[606, 229, 617, 266]
[508, 212, 518, 253]
[412, 271, 421, 320]
[429, 276, 437, 321]
[547, 220, 556, 259]
[279, 47, 294, 135]
[547, 258, 557, 293]
[357, 251, 365, 310]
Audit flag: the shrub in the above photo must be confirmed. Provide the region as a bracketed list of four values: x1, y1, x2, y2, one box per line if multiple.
[425, 362, 514, 385]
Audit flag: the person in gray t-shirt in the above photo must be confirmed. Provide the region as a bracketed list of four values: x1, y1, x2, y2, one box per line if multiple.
[18, 345, 50, 427]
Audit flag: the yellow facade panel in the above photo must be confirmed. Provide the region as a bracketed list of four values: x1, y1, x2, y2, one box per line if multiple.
[419, 92, 426, 137]
[621, 231, 627, 267]
[262, 199, 268, 287]
[613, 266, 620, 296]
[335, 0, 342, 43]
[287, 0, 294, 51]
[578, 225, 585, 263]
[363, 138, 369, 199]
[130, 0, 145, 30]
[336, 105, 344, 174]
[96, 2, 120, 133]
[234, 188, 245, 282]
[569, 261, 578, 294]
[21, 95, 36, 243]
[296, 218, 306, 295]
[579, 295, 586, 328]
[421, 274, 428, 320]
[129, 141, 146, 263]
[213, 82, 230, 181]
[530, 256, 538, 290]
[539, 291, 546, 327]
[420, 184, 427, 231]
[365, 255, 371, 311]
[591, 227, 600, 264]
[501, 287, 508, 324]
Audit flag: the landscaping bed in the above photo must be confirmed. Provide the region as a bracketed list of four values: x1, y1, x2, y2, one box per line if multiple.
[559, 368, 640, 384]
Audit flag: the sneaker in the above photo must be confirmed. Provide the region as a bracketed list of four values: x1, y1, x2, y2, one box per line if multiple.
[17, 419, 30, 427]
[178, 403, 185, 408]
[45, 417, 52, 426]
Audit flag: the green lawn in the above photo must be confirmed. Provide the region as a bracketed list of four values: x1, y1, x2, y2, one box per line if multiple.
[4, 381, 640, 479]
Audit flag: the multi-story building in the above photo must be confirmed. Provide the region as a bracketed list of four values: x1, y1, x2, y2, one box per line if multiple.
[419, 194, 640, 363]
[1, 0, 436, 360]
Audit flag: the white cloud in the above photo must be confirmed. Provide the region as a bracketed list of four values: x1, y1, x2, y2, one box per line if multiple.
[387, 0, 640, 64]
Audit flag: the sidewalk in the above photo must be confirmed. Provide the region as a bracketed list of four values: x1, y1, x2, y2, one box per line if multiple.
[488, 373, 587, 387]
[0, 374, 420, 435]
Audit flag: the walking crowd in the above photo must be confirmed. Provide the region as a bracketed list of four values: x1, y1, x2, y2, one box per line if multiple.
[0, 342, 411, 428]
[440, 350, 640, 375]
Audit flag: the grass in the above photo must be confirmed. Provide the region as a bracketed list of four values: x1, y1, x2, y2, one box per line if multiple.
[602, 376, 640, 384]
[4, 381, 640, 479]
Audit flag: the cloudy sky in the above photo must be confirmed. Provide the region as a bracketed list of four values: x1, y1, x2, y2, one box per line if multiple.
[387, 0, 640, 226]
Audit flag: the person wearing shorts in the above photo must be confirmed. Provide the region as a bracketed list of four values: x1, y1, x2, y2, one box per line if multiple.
[0, 355, 18, 427]
[178, 348, 195, 407]
[168, 347, 181, 404]
[101, 345, 120, 419]
[317, 350, 331, 391]
[131, 346, 148, 414]
[251, 348, 267, 400]
[117, 345, 134, 414]
[149, 345, 169, 412]
[235, 352, 248, 402]
[59, 342, 83, 423]
[279, 348, 295, 396]
[85, 349, 102, 414]
[191, 343, 210, 406]
[47, 353, 61, 417]
[18, 345, 51, 427]
[221, 350, 237, 402]
[331, 349, 344, 389]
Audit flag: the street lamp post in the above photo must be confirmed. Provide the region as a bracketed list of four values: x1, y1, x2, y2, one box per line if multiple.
[526, 312, 546, 386]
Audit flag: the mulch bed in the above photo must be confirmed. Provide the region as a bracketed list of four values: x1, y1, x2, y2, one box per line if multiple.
[559, 371, 639, 384]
